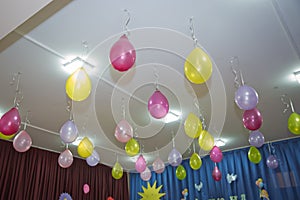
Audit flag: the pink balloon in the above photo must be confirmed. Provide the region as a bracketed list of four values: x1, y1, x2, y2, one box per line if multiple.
[83, 184, 90, 194]
[212, 165, 222, 181]
[152, 157, 165, 174]
[114, 119, 133, 143]
[135, 154, 147, 173]
[210, 146, 223, 163]
[0, 107, 21, 135]
[140, 167, 151, 181]
[13, 130, 32, 152]
[109, 35, 136, 72]
[242, 108, 263, 131]
[148, 90, 169, 119]
[58, 149, 73, 168]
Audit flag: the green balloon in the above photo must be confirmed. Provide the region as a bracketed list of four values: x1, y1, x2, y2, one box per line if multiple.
[248, 146, 261, 164]
[288, 112, 300, 135]
[125, 138, 140, 156]
[112, 162, 123, 179]
[189, 152, 202, 170]
[176, 165, 186, 180]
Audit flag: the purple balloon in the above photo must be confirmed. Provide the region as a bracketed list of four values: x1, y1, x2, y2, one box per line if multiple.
[148, 90, 169, 119]
[235, 85, 259, 110]
[242, 108, 263, 131]
[60, 120, 78, 143]
[266, 155, 279, 169]
[168, 148, 182, 167]
[86, 150, 100, 167]
[249, 131, 265, 147]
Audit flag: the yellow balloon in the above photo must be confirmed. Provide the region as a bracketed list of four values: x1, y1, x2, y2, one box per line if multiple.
[77, 137, 93, 158]
[248, 146, 261, 164]
[288, 112, 300, 135]
[66, 67, 92, 101]
[198, 130, 214, 151]
[112, 161, 123, 179]
[125, 138, 140, 156]
[184, 47, 213, 84]
[0, 132, 16, 140]
[176, 165, 186, 180]
[189, 152, 202, 170]
[184, 113, 202, 138]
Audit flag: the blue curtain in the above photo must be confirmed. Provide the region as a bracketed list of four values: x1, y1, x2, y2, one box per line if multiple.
[129, 137, 300, 200]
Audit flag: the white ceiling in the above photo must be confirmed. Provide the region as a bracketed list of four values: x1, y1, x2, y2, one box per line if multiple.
[0, 0, 300, 171]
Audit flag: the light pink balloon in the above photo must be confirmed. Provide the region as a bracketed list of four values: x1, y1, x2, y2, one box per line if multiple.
[114, 119, 133, 143]
[58, 149, 73, 168]
[135, 154, 147, 173]
[0, 107, 21, 135]
[210, 146, 223, 163]
[148, 90, 169, 119]
[152, 157, 165, 174]
[140, 167, 151, 181]
[13, 130, 32, 152]
[109, 35, 136, 72]
[83, 184, 90, 194]
[212, 165, 222, 181]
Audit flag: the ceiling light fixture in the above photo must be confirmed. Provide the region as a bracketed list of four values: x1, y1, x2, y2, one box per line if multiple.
[163, 111, 181, 123]
[215, 138, 226, 147]
[293, 71, 300, 84]
[62, 56, 95, 74]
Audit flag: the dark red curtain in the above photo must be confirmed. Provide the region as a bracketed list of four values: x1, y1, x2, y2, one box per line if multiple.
[0, 139, 129, 200]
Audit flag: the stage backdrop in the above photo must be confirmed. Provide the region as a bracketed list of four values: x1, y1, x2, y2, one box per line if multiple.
[130, 137, 300, 200]
[0, 139, 129, 200]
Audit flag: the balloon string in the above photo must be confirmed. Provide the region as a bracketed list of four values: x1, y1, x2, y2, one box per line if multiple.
[123, 9, 131, 36]
[155, 147, 159, 157]
[189, 17, 198, 47]
[289, 98, 295, 113]
[240, 70, 245, 86]
[280, 94, 294, 113]
[230, 56, 241, 88]
[193, 141, 196, 153]
[121, 98, 125, 119]
[172, 131, 175, 148]
[23, 111, 30, 130]
[66, 143, 69, 149]
[11, 72, 23, 108]
[268, 142, 271, 154]
[199, 113, 206, 130]
[193, 98, 200, 114]
[67, 99, 73, 120]
[154, 67, 159, 90]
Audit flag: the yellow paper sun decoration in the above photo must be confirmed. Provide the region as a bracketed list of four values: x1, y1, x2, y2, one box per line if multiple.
[138, 181, 165, 200]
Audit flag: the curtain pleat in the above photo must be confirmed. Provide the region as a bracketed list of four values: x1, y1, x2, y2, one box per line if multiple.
[130, 137, 300, 200]
[0, 139, 129, 200]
